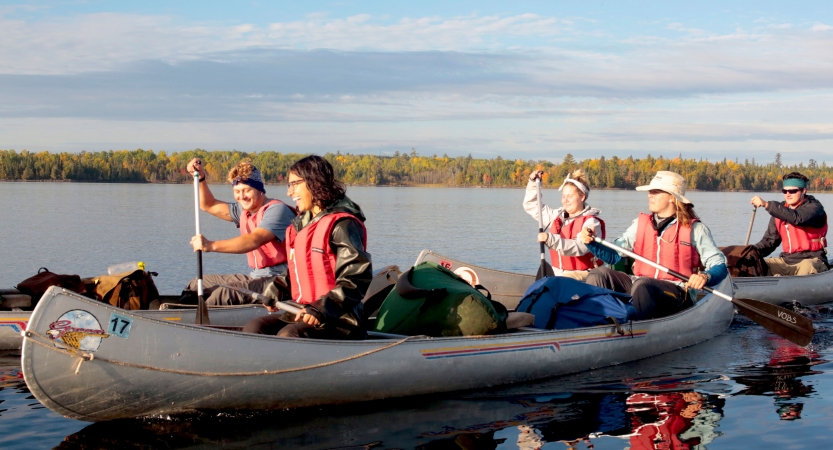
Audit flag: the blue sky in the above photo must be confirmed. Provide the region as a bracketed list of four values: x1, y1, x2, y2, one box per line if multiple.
[1, 1, 832, 164]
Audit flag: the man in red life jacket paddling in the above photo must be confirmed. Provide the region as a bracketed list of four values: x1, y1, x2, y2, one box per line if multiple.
[243, 155, 371, 339]
[185, 158, 297, 305]
[750, 172, 829, 276]
[578, 171, 728, 320]
[524, 169, 605, 281]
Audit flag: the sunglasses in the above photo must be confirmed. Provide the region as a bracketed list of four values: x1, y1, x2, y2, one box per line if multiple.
[782, 188, 802, 195]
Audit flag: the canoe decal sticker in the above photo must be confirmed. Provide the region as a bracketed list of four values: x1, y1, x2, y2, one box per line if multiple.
[421, 331, 647, 360]
[108, 312, 133, 339]
[46, 310, 109, 352]
[0, 318, 28, 333]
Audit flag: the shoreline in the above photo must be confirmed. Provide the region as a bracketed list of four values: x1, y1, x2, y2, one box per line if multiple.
[0, 179, 810, 193]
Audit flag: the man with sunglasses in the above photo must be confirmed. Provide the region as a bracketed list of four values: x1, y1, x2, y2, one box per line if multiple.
[183, 158, 296, 305]
[750, 172, 829, 276]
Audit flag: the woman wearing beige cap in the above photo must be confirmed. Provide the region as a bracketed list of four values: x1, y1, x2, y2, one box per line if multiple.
[578, 171, 728, 320]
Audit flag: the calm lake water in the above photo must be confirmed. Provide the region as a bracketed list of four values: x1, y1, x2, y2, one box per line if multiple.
[1, 182, 833, 449]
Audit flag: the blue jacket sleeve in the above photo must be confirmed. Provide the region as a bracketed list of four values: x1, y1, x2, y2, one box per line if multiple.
[704, 263, 728, 287]
[586, 240, 622, 266]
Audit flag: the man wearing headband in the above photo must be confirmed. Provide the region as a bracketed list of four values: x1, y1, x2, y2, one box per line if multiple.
[750, 172, 829, 276]
[183, 158, 297, 305]
[579, 171, 728, 320]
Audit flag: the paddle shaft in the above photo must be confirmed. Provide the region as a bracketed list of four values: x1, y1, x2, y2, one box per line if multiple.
[535, 178, 554, 279]
[594, 237, 730, 300]
[218, 284, 406, 339]
[744, 207, 757, 246]
[193, 170, 210, 325]
[536, 179, 547, 257]
[193, 171, 203, 294]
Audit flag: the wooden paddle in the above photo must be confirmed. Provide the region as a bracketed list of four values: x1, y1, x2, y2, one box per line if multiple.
[744, 206, 757, 246]
[193, 170, 210, 325]
[535, 178, 555, 280]
[594, 237, 815, 347]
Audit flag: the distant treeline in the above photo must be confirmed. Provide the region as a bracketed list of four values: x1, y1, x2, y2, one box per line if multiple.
[1, 148, 831, 192]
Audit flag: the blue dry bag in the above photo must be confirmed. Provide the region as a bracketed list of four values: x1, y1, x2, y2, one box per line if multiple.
[516, 277, 635, 329]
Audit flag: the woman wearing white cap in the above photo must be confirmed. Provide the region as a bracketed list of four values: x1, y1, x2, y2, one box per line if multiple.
[578, 171, 728, 320]
[523, 169, 605, 281]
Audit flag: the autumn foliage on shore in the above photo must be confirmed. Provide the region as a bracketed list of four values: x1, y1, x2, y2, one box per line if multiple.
[1, 148, 830, 192]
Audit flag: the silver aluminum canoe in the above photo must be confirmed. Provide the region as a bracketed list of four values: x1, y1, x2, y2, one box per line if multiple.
[732, 269, 833, 306]
[0, 310, 31, 352]
[1, 302, 268, 352]
[22, 276, 734, 422]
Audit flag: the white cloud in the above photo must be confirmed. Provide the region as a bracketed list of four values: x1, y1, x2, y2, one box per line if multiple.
[2, 11, 833, 161]
[0, 12, 572, 74]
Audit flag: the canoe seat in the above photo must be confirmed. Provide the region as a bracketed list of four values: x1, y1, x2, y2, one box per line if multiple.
[506, 312, 534, 329]
[362, 265, 401, 320]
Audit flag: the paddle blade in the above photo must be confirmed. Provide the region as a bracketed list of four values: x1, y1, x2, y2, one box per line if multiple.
[536, 261, 555, 280]
[733, 297, 814, 347]
[195, 295, 210, 325]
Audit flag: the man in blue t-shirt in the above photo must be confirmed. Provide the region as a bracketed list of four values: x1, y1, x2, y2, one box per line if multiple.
[184, 158, 296, 305]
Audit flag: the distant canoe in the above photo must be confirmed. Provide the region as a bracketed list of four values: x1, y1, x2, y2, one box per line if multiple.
[23, 265, 734, 421]
[732, 269, 833, 306]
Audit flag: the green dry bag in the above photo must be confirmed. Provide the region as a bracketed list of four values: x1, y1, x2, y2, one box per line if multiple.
[373, 261, 507, 337]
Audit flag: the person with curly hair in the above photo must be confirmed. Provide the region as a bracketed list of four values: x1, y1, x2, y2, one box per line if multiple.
[243, 155, 372, 339]
[183, 158, 296, 305]
[751, 172, 829, 276]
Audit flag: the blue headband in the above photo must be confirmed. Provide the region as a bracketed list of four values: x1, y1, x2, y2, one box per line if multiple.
[783, 178, 806, 188]
[232, 166, 266, 193]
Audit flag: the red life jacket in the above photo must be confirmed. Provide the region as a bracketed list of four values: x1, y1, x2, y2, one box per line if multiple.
[548, 214, 607, 271]
[286, 212, 367, 304]
[240, 199, 294, 269]
[632, 213, 702, 282]
[775, 208, 828, 254]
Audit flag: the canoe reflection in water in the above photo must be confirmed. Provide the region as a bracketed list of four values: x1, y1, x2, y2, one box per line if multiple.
[733, 343, 823, 421]
[624, 391, 723, 450]
[56, 388, 727, 450]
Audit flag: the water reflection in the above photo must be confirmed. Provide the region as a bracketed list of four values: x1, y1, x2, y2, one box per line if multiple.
[623, 391, 723, 449]
[732, 343, 823, 421]
[0, 367, 24, 389]
[53, 386, 730, 450]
